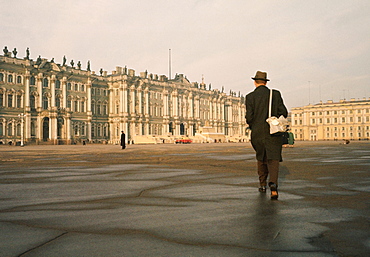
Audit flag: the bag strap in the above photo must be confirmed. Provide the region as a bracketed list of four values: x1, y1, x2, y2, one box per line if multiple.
[268, 88, 273, 118]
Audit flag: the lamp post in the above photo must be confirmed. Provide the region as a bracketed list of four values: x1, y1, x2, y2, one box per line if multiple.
[18, 113, 25, 147]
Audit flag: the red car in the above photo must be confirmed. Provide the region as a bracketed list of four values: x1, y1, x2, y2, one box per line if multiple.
[175, 138, 192, 144]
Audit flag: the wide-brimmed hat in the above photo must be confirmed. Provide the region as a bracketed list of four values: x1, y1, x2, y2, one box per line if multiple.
[251, 71, 269, 81]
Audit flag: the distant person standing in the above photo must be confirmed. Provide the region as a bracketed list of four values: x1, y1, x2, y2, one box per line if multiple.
[120, 131, 126, 149]
[245, 71, 288, 200]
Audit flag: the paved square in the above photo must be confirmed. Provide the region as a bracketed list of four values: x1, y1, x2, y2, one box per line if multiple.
[0, 142, 369, 256]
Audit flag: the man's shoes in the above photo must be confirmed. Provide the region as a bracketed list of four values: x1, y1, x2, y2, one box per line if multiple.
[258, 186, 267, 193]
[270, 190, 278, 200]
[269, 183, 278, 200]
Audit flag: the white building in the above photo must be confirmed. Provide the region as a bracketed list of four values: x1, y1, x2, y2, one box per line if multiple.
[291, 99, 370, 141]
[0, 48, 248, 145]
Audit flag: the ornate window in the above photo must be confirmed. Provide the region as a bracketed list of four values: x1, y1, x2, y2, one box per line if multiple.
[30, 76, 36, 85]
[43, 95, 49, 109]
[17, 76, 22, 84]
[7, 122, 13, 136]
[81, 100, 85, 112]
[43, 78, 49, 87]
[8, 74, 13, 83]
[56, 97, 61, 108]
[16, 94, 22, 108]
[31, 121, 36, 136]
[8, 94, 13, 107]
[30, 94, 36, 109]
[74, 100, 78, 112]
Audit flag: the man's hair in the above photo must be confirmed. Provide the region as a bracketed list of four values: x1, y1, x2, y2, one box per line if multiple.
[255, 80, 267, 85]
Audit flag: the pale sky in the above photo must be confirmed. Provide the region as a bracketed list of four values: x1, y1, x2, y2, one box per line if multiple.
[1, 0, 370, 110]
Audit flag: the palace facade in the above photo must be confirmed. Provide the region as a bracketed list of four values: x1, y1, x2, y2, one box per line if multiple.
[0, 48, 247, 145]
[290, 99, 370, 141]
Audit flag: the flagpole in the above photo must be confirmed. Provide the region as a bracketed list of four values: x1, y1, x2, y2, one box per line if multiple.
[169, 49, 171, 80]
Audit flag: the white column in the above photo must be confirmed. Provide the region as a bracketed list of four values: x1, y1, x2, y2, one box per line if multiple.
[189, 93, 194, 119]
[62, 77, 67, 108]
[50, 75, 56, 107]
[138, 87, 142, 115]
[37, 74, 43, 109]
[163, 90, 168, 117]
[130, 86, 135, 115]
[122, 83, 128, 113]
[24, 71, 30, 108]
[119, 82, 125, 114]
[87, 78, 92, 141]
[108, 83, 114, 114]
[195, 96, 199, 119]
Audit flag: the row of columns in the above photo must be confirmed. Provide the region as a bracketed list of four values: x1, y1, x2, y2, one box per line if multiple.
[21, 70, 93, 144]
[108, 80, 245, 142]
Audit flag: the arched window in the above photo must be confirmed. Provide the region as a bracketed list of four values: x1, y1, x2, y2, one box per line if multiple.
[0, 73, 4, 81]
[67, 83, 72, 90]
[103, 103, 107, 115]
[74, 100, 78, 112]
[81, 84, 85, 91]
[97, 125, 101, 137]
[16, 94, 22, 108]
[74, 84, 78, 91]
[67, 97, 72, 109]
[30, 95, 36, 109]
[81, 100, 85, 112]
[17, 76, 22, 84]
[30, 76, 36, 85]
[81, 124, 85, 136]
[55, 80, 60, 89]
[16, 123, 21, 136]
[0, 91, 3, 106]
[43, 78, 48, 87]
[31, 121, 36, 136]
[56, 97, 61, 108]
[0, 122, 3, 136]
[8, 94, 13, 107]
[43, 95, 49, 109]
[97, 102, 101, 115]
[7, 123, 13, 136]
[8, 75, 13, 83]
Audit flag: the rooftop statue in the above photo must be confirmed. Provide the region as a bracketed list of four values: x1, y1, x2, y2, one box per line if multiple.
[12, 48, 17, 58]
[63, 56, 66, 66]
[3, 46, 10, 57]
[36, 55, 42, 65]
[26, 47, 30, 59]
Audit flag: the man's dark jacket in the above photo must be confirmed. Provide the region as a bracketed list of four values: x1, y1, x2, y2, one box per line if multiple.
[245, 85, 288, 161]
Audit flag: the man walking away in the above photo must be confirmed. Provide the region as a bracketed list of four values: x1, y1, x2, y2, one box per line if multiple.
[245, 71, 288, 200]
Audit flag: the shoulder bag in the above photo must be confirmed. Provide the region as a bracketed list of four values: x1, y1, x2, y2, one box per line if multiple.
[266, 89, 288, 134]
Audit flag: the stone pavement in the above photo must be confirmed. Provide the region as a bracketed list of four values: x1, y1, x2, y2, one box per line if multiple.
[0, 141, 369, 257]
